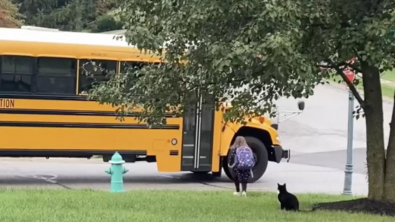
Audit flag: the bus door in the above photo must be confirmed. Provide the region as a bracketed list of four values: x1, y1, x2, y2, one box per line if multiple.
[181, 93, 215, 172]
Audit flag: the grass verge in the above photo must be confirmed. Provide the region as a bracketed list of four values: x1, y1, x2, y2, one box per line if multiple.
[383, 70, 395, 82]
[382, 84, 394, 99]
[330, 75, 394, 99]
[0, 190, 392, 222]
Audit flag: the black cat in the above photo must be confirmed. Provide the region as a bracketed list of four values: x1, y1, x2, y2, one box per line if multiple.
[277, 183, 299, 211]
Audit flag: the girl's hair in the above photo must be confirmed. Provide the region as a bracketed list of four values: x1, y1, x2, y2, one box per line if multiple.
[232, 136, 248, 149]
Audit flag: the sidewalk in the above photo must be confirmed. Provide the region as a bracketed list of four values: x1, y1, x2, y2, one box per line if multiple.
[250, 162, 368, 196]
[0, 158, 368, 196]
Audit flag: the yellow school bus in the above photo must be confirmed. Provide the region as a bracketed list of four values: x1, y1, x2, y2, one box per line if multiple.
[0, 27, 292, 182]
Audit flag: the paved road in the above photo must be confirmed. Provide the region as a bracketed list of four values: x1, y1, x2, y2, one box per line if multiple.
[0, 83, 392, 195]
[0, 157, 369, 195]
[276, 83, 392, 155]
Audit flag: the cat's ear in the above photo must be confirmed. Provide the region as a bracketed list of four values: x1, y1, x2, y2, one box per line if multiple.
[283, 183, 286, 187]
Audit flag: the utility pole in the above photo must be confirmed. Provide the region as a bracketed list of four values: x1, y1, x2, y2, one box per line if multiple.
[343, 89, 354, 195]
[342, 58, 356, 195]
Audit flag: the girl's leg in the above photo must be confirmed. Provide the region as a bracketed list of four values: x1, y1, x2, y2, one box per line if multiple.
[234, 180, 240, 192]
[233, 170, 241, 195]
[241, 183, 247, 192]
[241, 170, 249, 196]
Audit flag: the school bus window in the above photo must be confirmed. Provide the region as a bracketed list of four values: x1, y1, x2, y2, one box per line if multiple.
[79, 59, 116, 94]
[0, 56, 34, 92]
[120, 61, 149, 73]
[37, 57, 77, 94]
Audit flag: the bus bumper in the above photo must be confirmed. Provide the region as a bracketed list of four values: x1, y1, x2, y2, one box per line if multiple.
[273, 145, 291, 163]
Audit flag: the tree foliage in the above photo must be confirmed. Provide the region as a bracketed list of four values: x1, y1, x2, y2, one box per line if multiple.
[89, 0, 395, 201]
[94, 14, 123, 32]
[0, 0, 23, 28]
[13, 0, 118, 31]
[90, 0, 323, 124]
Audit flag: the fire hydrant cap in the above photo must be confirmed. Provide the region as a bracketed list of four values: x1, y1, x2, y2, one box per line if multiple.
[109, 152, 125, 164]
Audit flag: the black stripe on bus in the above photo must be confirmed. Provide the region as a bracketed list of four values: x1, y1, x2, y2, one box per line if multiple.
[0, 121, 179, 130]
[0, 149, 147, 157]
[0, 93, 88, 101]
[169, 150, 179, 156]
[0, 109, 176, 117]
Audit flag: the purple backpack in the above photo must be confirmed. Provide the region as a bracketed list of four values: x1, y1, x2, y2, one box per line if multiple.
[235, 146, 255, 170]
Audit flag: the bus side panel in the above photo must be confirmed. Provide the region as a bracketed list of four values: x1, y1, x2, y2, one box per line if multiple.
[220, 123, 237, 156]
[0, 126, 178, 150]
[0, 125, 183, 172]
[210, 110, 223, 173]
[3, 99, 147, 112]
[0, 100, 184, 172]
[152, 139, 182, 172]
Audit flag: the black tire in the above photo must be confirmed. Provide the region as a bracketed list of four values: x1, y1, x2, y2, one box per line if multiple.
[245, 136, 269, 183]
[223, 157, 235, 181]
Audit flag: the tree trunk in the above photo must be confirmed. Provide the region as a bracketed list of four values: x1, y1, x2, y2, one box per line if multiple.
[384, 91, 395, 201]
[361, 63, 386, 200]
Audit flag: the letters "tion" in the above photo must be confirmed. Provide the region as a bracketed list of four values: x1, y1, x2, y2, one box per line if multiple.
[0, 99, 15, 108]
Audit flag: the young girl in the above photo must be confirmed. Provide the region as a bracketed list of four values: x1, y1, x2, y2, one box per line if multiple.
[228, 136, 253, 197]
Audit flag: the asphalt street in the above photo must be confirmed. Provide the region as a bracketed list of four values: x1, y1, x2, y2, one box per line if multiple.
[0, 83, 392, 195]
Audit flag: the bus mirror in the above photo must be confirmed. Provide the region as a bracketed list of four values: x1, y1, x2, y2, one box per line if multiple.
[297, 101, 305, 111]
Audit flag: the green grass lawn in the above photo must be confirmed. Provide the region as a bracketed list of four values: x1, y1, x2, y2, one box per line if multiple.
[0, 189, 392, 222]
[382, 70, 395, 82]
[335, 69, 395, 83]
[381, 84, 394, 99]
[330, 75, 394, 99]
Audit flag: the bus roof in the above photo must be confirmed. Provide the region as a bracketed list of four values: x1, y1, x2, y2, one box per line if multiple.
[0, 27, 134, 48]
[20, 26, 60, 32]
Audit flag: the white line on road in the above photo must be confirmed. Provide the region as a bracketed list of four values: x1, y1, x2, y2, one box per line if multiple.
[17, 174, 58, 184]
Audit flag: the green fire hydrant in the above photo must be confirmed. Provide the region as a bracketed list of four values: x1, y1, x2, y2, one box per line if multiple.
[105, 152, 129, 193]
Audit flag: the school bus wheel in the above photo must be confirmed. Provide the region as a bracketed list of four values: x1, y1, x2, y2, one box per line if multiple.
[245, 136, 269, 183]
[222, 136, 269, 183]
[222, 157, 235, 181]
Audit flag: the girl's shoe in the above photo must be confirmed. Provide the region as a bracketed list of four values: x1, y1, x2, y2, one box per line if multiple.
[241, 191, 247, 197]
[233, 192, 241, 196]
